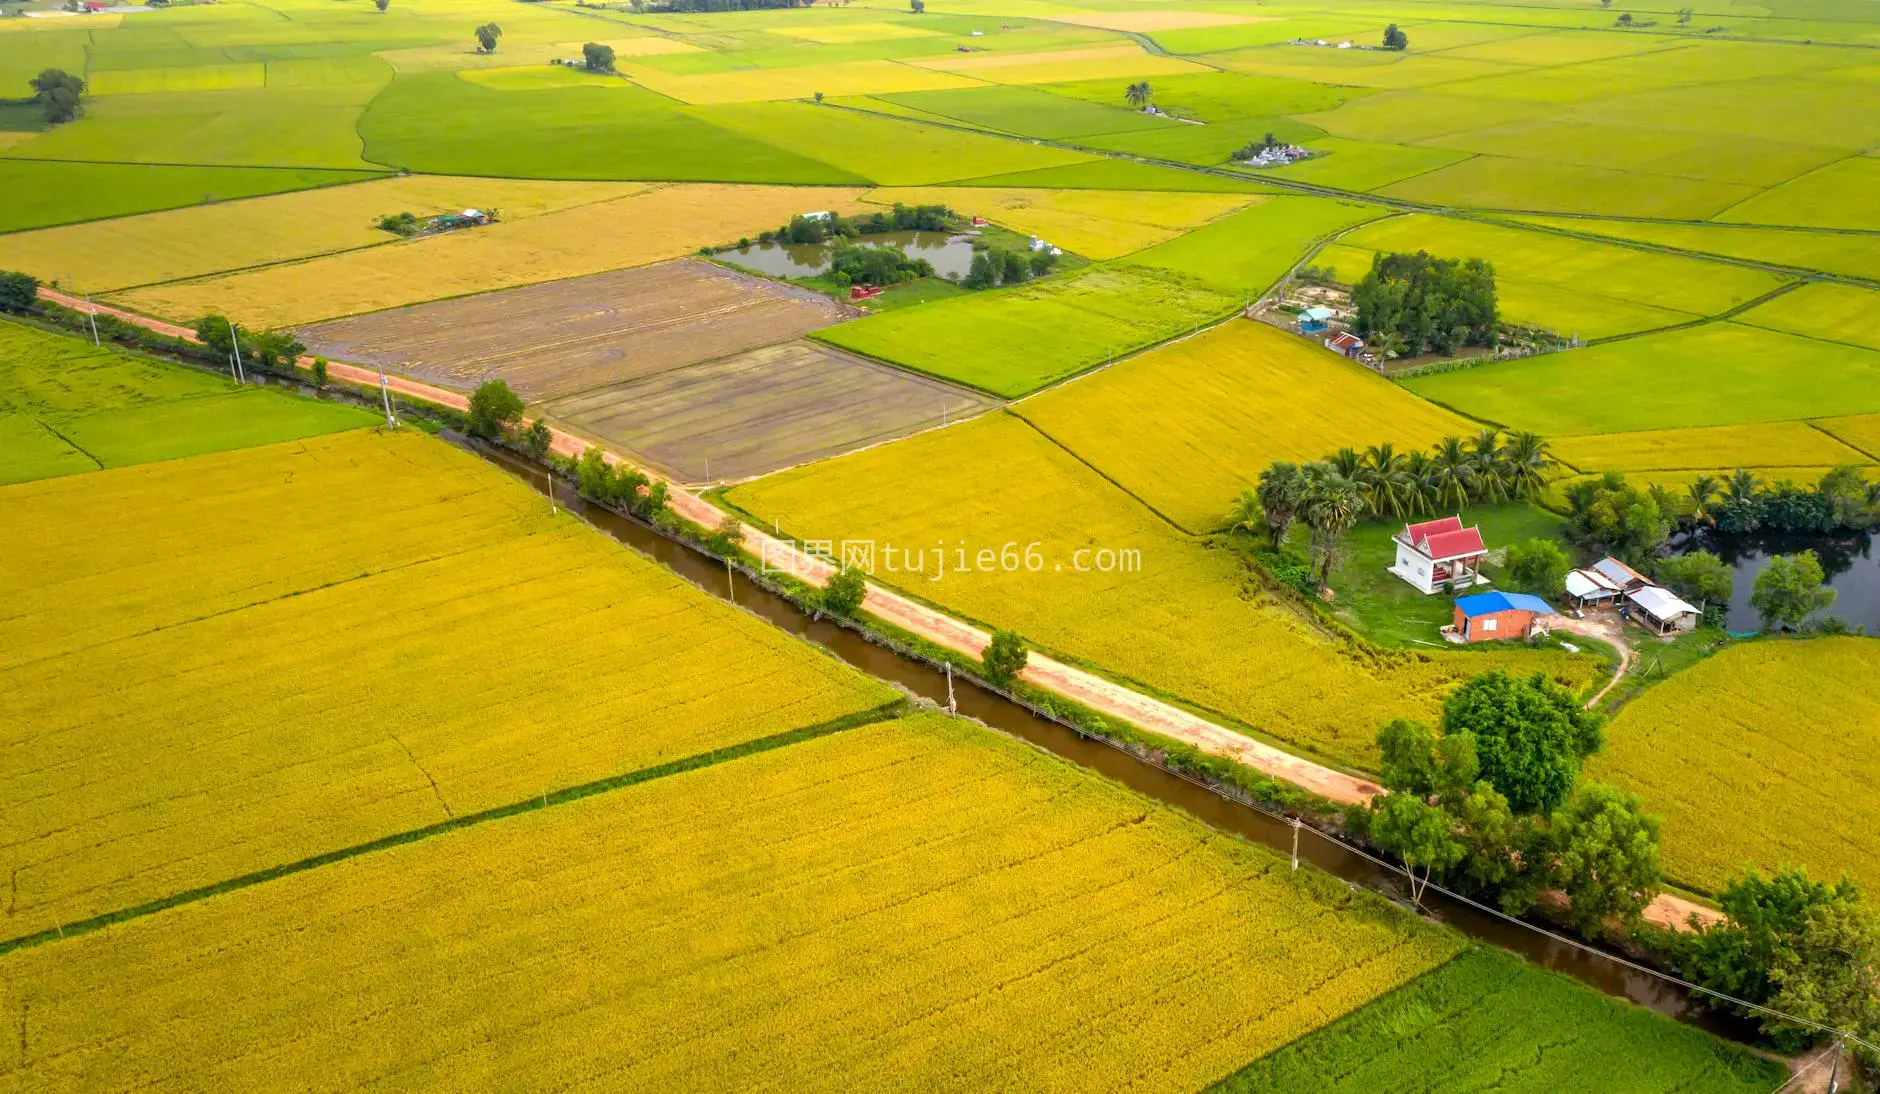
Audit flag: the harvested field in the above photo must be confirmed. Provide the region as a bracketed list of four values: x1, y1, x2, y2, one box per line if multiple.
[547, 340, 1000, 482]
[113, 183, 871, 329]
[299, 259, 856, 402]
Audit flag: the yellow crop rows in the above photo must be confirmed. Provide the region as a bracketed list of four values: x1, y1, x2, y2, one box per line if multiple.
[727, 411, 1594, 770]
[1814, 411, 1880, 459]
[1590, 639, 1880, 893]
[619, 59, 982, 104]
[0, 716, 1460, 1091]
[1019, 321, 1475, 531]
[867, 186, 1259, 260]
[111, 183, 873, 327]
[0, 429, 892, 933]
[0, 175, 646, 294]
[910, 44, 1210, 85]
[1551, 420, 1873, 474]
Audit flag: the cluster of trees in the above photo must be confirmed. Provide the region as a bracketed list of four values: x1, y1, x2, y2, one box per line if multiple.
[1691, 466, 1880, 535]
[827, 240, 932, 290]
[376, 211, 424, 237]
[30, 68, 85, 125]
[583, 42, 616, 72]
[1352, 671, 1665, 934]
[0, 269, 36, 312]
[575, 445, 670, 518]
[1230, 430, 1553, 587]
[192, 314, 304, 372]
[474, 22, 502, 53]
[763, 203, 952, 245]
[1124, 81, 1153, 110]
[1351, 251, 1499, 357]
[1677, 868, 1879, 1066]
[1230, 132, 1291, 159]
[1381, 23, 1409, 50]
[964, 245, 1055, 289]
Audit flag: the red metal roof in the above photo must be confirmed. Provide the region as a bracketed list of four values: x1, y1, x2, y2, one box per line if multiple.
[1424, 527, 1486, 561]
[1327, 332, 1363, 351]
[1403, 516, 1462, 547]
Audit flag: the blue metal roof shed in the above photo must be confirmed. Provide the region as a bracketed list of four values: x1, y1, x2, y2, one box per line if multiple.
[1455, 591, 1556, 616]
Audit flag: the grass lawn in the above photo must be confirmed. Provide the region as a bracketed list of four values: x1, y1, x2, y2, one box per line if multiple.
[1214, 948, 1785, 1094]
[1320, 502, 1566, 647]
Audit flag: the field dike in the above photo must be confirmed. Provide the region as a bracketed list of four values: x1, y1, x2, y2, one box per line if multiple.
[0, 701, 910, 957]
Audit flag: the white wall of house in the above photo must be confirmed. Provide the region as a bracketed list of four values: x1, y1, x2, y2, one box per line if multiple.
[1389, 540, 1436, 594]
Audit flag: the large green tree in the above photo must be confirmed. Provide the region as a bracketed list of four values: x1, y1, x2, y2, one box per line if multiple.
[1442, 671, 1604, 816]
[31, 68, 85, 124]
[1547, 782, 1662, 932]
[466, 379, 525, 441]
[1351, 251, 1497, 355]
[1651, 551, 1732, 616]
[982, 629, 1028, 686]
[1750, 551, 1835, 631]
[1504, 538, 1569, 597]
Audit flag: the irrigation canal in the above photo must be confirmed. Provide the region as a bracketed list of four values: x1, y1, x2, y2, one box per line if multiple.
[469, 437, 1760, 1047]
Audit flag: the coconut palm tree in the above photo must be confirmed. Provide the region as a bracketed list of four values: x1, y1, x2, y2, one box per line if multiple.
[1500, 431, 1553, 499]
[1467, 428, 1508, 504]
[1257, 461, 1306, 546]
[1685, 474, 1720, 526]
[1402, 450, 1439, 516]
[1724, 468, 1762, 504]
[1225, 489, 1262, 536]
[1367, 329, 1407, 362]
[1359, 442, 1410, 519]
[1431, 436, 1476, 513]
[1331, 446, 1363, 480]
[1301, 462, 1364, 588]
[1124, 81, 1153, 111]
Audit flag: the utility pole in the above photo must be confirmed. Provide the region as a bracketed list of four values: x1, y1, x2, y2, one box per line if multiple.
[83, 292, 100, 346]
[226, 319, 245, 384]
[1290, 816, 1302, 870]
[1827, 1039, 1843, 1094]
[945, 661, 956, 714]
[375, 362, 395, 429]
[547, 467, 555, 515]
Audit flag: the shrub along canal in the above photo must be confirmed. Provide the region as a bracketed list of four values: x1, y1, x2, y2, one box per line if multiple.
[467, 436, 1760, 1047]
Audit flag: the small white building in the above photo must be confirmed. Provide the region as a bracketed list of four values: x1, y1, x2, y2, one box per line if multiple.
[1626, 585, 1702, 634]
[1388, 515, 1489, 595]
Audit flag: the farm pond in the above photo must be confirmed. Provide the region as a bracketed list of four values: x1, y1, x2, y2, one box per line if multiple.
[1669, 527, 1880, 632]
[717, 230, 979, 280]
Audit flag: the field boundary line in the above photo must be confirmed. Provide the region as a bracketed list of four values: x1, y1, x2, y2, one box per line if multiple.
[1002, 407, 1201, 535]
[0, 701, 909, 957]
[1806, 420, 1880, 464]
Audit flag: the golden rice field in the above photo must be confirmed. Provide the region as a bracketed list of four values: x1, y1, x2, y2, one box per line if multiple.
[111, 183, 872, 328]
[0, 715, 1462, 1092]
[1814, 411, 1880, 459]
[1551, 421, 1873, 475]
[1589, 639, 1880, 894]
[865, 186, 1259, 260]
[1016, 322, 1474, 532]
[1046, 9, 1257, 31]
[0, 176, 645, 294]
[0, 429, 892, 934]
[727, 412, 1595, 770]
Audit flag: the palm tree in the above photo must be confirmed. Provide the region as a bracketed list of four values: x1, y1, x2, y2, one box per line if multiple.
[1500, 431, 1553, 499]
[1124, 81, 1152, 111]
[1431, 436, 1476, 513]
[1226, 489, 1262, 536]
[1359, 442, 1410, 519]
[1467, 428, 1508, 504]
[1685, 474, 1719, 526]
[1301, 462, 1363, 589]
[1402, 451, 1439, 516]
[1331, 446, 1363, 480]
[1367, 330, 1407, 362]
[1724, 468, 1762, 504]
[1257, 461, 1306, 546]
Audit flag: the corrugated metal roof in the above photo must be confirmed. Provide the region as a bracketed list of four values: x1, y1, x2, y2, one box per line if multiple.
[1627, 585, 1700, 620]
[1592, 556, 1649, 588]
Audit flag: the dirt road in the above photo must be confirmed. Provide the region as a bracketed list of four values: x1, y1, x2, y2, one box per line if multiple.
[42, 287, 1713, 929]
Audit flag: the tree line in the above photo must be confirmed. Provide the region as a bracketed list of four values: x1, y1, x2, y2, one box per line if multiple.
[763, 203, 954, 246]
[1229, 430, 1553, 588]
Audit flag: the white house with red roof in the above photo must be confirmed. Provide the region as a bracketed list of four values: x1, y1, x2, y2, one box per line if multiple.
[1388, 515, 1490, 595]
